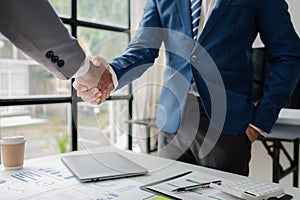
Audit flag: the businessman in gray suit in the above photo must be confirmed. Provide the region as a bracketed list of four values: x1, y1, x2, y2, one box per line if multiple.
[0, 0, 114, 99]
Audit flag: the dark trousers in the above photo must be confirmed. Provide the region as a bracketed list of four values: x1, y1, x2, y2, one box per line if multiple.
[158, 94, 252, 176]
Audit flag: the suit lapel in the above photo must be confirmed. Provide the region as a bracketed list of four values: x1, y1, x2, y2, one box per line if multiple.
[198, 0, 233, 44]
[176, 0, 193, 37]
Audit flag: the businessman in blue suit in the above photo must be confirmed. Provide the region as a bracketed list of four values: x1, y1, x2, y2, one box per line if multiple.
[75, 0, 300, 175]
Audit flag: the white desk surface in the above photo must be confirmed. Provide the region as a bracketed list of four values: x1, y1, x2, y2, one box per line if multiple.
[266, 108, 300, 140]
[1, 146, 300, 199]
[276, 108, 300, 126]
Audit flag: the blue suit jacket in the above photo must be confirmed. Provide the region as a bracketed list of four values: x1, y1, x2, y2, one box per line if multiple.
[110, 0, 300, 135]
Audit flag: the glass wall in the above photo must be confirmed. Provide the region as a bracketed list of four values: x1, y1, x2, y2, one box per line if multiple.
[77, 0, 129, 28]
[0, 0, 131, 159]
[77, 100, 129, 151]
[0, 104, 70, 158]
[0, 34, 70, 99]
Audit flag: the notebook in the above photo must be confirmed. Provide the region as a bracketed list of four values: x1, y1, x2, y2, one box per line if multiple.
[61, 152, 148, 182]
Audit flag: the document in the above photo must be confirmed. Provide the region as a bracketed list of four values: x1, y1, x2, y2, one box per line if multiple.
[21, 179, 151, 200]
[141, 171, 241, 200]
[0, 160, 151, 200]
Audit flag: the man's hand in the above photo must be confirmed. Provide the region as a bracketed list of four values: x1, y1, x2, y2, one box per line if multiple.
[73, 56, 114, 105]
[245, 125, 260, 143]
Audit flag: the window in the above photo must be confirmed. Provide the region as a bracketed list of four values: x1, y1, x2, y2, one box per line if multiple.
[77, 0, 129, 29]
[0, 0, 131, 159]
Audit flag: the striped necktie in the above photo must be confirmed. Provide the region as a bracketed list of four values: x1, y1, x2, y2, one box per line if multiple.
[190, 0, 202, 40]
[190, 0, 202, 95]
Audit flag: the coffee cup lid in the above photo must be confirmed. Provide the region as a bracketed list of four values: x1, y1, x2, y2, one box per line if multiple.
[0, 135, 26, 145]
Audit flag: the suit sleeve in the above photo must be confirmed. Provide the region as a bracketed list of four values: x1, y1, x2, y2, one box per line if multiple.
[251, 0, 300, 132]
[109, 0, 163, 89]
[0, 0, 86, 80]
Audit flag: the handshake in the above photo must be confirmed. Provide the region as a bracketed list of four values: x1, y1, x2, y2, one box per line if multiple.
[73, 56, 115, 105]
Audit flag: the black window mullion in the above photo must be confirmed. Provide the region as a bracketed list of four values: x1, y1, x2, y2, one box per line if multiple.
[0, 97, 72, 106]
[127, 0, 133, 151]
[61, 18, 128, 33]
[70, 0, 78, 151]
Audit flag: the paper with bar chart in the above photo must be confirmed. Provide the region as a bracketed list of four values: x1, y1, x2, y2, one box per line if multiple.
[0, 160, 150, 200]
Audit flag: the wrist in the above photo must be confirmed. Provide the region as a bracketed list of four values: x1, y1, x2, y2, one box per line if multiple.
[249, 124, 267, 137]
[246, 126, 260, 143]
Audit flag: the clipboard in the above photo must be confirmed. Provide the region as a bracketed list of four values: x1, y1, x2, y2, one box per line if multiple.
[140, 171, 192, 200]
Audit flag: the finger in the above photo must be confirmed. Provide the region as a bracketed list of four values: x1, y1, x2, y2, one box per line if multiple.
[77, 88, 98, 98]
[98, 90, 106, 105]
[104, 85, 113, 100]
[97, 85, 109, 103]
[105, 82, 114, 100]
[81, 95, 100, 103]
[107, 85, 114, 99]
[93, 59, 101, 67]
[91, 98, 101, 105]
[73, 82, 88, 92]
[92, 66, 114, 104]
[91, 56, 107, 68]
[77, 88, 99, 98]
[95, 91, 102, 98]
[92, 92, 102, 104]
[82, 93, 100, 105]
[103, 90, 110, 103]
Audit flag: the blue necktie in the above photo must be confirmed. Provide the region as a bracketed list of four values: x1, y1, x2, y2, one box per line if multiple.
[190, 0, 202, 95]
[190, 0, 202, 40]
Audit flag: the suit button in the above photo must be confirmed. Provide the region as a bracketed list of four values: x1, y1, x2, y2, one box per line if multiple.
[191, 55, 198, 62]
[46, 51, 54, 58]
[57, 60, 65, 67]
[51, 56, 59, 63]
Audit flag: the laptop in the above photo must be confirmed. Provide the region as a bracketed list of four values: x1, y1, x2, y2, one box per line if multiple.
[61, 152, 148, 182]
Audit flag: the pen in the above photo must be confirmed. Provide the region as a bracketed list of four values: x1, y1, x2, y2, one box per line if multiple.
[172, 180, 222, 192]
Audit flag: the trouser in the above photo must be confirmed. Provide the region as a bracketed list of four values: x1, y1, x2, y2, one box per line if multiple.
[158, 93, 252, 176]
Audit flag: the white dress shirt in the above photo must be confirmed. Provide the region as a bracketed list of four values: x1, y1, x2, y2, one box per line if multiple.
[197, 0, 218, 39]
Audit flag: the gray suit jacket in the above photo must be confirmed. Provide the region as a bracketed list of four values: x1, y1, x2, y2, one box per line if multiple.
[0, 0, 85, 80]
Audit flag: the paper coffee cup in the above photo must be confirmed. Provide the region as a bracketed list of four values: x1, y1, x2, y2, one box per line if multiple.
[0, 136, 26, 170]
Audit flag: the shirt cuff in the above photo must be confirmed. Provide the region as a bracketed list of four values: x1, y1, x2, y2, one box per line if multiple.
[72, 56, 90, 78]
[249, 124, 268, 137]
[107, 64, 119, 92]
[72, 57, 119, 92]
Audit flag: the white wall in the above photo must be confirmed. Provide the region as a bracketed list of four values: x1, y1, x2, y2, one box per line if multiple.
[130, 0, 147, 29]
[130, 0, 164, 152]
[287, 0, 300, 35]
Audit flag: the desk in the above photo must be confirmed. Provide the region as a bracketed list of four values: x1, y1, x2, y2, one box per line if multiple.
[1, 146, 299, 199]
[258, 109, 300, 187]
[127, 111, 300, 188]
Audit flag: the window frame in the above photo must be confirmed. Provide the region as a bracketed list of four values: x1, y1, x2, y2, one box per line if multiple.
[0, 0, 133, 151]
